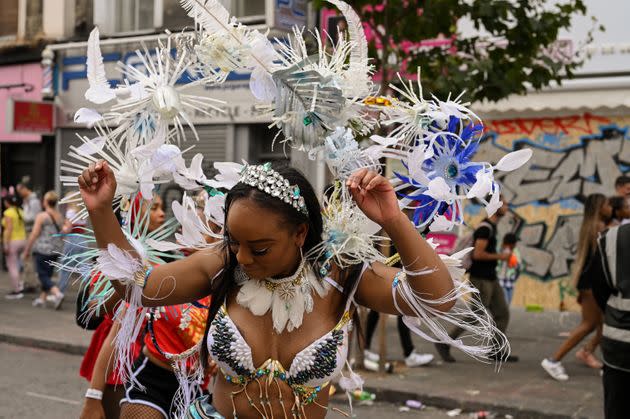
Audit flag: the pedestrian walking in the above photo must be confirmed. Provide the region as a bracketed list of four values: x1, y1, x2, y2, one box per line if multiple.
[16, 179, 43, 292]
[497, 233, 522, 305]
[435, 199, 518, 363]
[2, 195, 27, 299]
[21, 191, 65, 309]
[591, 223, 630, 419]
[16, 179, 42, 233]
[541, 193, 612, 381]
[57, 197, 88, 295]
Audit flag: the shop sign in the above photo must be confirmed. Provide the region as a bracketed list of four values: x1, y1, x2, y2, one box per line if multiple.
[6, 99, 55, 134]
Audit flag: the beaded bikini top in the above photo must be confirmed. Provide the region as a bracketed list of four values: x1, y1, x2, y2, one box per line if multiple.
[206, 277, 358, 416]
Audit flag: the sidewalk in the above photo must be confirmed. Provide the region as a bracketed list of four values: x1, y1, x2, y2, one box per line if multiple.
[0, 274, 602, 419]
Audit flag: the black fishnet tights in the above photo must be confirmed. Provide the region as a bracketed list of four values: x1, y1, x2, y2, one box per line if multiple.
[120, 402, 166, 419]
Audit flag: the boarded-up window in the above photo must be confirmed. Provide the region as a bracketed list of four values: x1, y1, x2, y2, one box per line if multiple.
[0, 0, 19, 38]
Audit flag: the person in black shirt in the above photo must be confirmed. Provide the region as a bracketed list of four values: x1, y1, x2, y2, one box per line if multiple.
[591, 223, 630, 419]
[435, 199, 517, 363]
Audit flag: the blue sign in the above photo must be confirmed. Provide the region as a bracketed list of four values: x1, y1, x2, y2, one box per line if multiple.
[61, 48, 251, 92]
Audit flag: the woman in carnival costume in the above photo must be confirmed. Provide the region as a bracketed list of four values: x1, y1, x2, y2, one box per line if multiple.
[62, 1, 534, 417]
[80, 194, 216, 419]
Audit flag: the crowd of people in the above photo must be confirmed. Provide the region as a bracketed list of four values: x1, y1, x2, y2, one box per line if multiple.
[1, 179, 80, 308]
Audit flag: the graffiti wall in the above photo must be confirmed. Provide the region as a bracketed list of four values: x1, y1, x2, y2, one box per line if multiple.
[470, 113, 630, 310]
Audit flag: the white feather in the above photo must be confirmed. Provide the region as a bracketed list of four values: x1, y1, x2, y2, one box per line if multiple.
[74, 108, 103, 128]
[205, 161, 242, 190]
[85, 27, 116, 104]
[325, 0, 368, 70]
[75, 136, 106, 156]
[173, 154, 208, 191]
[494, 149, 533, 172]
[180, 0, 231, 34]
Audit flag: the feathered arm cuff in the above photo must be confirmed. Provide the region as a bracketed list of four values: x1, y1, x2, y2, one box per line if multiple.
[96, 239, 151, 387]
[391, 248, 510, 362]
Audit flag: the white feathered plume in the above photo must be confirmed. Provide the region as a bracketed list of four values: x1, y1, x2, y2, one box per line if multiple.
[85, 27, 117, 104]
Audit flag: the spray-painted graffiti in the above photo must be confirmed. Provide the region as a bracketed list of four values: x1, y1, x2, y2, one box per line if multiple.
[474, 114, 630, 283]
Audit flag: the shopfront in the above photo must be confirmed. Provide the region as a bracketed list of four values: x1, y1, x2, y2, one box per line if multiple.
[0, 63, 55, 194]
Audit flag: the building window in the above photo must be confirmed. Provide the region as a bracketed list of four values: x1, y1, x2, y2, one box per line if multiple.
[162, 0, 193, 30]
[161, 0, 265, 30]
[0, 0, 19, 39]
[250, 124, 289, 166]
[97, 0, 267, 35]
[116, 0, 155, 33]
[233, 0, 265, 21]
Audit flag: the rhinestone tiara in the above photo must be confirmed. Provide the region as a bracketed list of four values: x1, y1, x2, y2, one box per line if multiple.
[239, 163, 309, 216]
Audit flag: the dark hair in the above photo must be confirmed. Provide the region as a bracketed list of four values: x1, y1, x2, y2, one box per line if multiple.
[3, 195, 23, 223]
[4, 195, 19, 207]
[615, 175, 630, 189]
[610, 196, 628, 220]
[503, 233, 518, 245]
[200, 165, 363, 366]
[572, 193, 607, 285]
[17, 177, 33, 191]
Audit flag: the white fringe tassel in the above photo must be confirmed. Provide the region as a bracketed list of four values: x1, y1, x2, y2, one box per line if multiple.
[113, 287, 148, 389]
[393, 271, 510, 363]
[170, 347, 205, 419]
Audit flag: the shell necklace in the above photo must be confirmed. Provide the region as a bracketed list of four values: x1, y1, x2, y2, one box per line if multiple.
[235, 259, 330, 333]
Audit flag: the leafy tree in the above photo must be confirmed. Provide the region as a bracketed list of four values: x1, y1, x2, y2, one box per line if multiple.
[314, 0, 601, 102]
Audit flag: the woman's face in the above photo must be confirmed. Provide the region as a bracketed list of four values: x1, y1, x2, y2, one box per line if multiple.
[620, 198, 630, 219]
[601, 199, 613, 220]
[226, 199, 308, 280]
[146, 196, 166, 232]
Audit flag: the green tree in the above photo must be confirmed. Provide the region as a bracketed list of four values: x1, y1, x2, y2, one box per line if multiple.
[315, 0, 601, 102]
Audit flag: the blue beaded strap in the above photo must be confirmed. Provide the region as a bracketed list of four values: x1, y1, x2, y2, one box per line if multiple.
[143, 266, 154, 289]
[392, 270, 406, 288]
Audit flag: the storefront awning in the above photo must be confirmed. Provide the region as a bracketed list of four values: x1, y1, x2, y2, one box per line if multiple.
[472, 77, 630, 119]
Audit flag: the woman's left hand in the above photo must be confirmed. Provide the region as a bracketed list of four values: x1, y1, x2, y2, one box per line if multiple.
[347, 169, 401, 226]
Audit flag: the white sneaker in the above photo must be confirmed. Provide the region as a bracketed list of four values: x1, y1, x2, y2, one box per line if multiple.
[364, 349, 380, 362]
[32, 297, 45, 307]
[363, 358, 379, 372]
[541, 358, 568, 381]
[405, 351, 434, 367]
[53, 293, 65, 310]
[45, 294, 56, 303]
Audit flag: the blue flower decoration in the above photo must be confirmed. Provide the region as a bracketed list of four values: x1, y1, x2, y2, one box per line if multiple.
[395, 116, 486, 227]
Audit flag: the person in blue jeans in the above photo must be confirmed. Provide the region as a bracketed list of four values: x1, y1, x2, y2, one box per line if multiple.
[21, 191, 65, 309]
[57, 198, 89, 297]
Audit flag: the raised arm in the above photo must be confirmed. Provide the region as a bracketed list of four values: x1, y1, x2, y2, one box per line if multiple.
[78, 160, 224, 306]
[347, 169, 454, 314]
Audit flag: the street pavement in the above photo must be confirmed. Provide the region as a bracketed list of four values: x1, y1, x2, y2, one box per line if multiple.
[0, 342, 456, 419]
[0, 273, 603, 419]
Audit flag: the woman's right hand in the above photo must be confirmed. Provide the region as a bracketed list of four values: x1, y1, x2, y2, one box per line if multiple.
[79, 398, 106, 419]
[78, 161, 117, 212]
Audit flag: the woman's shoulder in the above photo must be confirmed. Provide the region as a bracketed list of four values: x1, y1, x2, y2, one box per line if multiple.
[326, 262, 368, 292]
